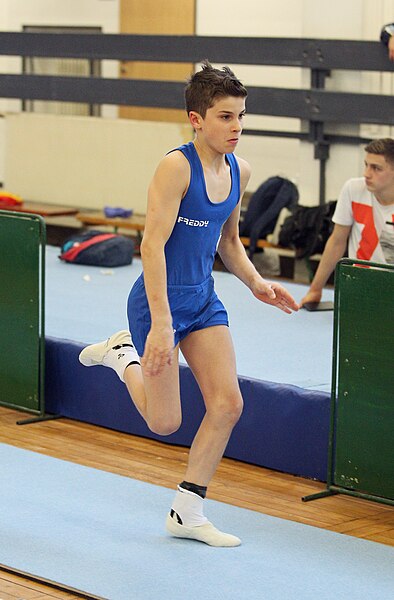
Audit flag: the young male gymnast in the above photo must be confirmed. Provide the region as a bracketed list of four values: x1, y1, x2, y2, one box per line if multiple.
[79, 60, 299, 547]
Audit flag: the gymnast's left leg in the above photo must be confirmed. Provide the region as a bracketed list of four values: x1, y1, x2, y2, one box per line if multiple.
[166, 325, 244, 547]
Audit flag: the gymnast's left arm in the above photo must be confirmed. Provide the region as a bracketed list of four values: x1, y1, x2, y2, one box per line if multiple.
[217, 158, 299, 314]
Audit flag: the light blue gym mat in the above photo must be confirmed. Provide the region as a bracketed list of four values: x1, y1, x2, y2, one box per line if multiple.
[45, 245, 334, 391]
[0, 443, 392, 600]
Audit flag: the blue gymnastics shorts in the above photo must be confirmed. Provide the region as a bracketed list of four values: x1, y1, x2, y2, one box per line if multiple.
[127, 275, 229, 357]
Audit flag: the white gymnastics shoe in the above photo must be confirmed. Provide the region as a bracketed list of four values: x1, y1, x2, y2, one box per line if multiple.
[79, 330, 140, 381]
[79, 330, 135, 365]
[166, 513, 241, 547]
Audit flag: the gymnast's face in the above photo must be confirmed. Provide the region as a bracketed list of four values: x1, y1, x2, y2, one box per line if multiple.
[364, 153, 394, 201]
[190, 95, 246, 154]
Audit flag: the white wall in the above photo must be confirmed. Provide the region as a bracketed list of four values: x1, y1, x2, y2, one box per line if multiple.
[0, 0, 120, 184]
[2, 0, 119, 29]
[0, 0, 120, 92]
[4, 113, 190, 212]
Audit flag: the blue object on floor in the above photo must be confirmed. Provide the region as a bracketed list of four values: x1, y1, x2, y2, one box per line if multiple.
[104, 206, 133, 218]
[0, 444, 393, 600]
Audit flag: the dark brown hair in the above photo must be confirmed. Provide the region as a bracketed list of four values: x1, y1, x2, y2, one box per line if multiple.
[184, 60, 247, 118]
[365, 138, 394, 166]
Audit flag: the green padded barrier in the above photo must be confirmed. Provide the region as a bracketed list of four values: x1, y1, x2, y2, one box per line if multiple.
[0, 210, 45, 414]
[333, 259, 394, 500]
[304, 258, 394, 506]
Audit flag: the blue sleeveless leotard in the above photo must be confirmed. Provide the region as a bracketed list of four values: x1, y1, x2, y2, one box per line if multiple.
[164, 142, 240, 285]
[128, 142, 241, 355]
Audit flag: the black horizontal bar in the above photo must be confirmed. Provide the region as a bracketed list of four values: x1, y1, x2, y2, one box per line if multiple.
[242, 86, 394, 124]
[0, 32, 393, 72]
[243, 129, 373, 146]
[0, 74, 185, 109]
[310, 89, 394, 125]
[325, 134, 373, 145]
[1, 75, 393, 125]
[243, 129, 309, 140]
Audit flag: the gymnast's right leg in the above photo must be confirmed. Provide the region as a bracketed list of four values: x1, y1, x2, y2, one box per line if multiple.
[78, 330, 182, 434]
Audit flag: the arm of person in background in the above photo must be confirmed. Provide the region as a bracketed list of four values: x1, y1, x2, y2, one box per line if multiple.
[380, 23, 394, 60]
[300, 223, 352, 306]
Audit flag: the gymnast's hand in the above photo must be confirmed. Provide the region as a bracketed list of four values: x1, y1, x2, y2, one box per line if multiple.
[141, 322, 174, 376]
[251, 277, 299, 314]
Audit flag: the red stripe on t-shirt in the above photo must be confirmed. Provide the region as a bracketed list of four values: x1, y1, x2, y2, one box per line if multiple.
[351, 202, 378, 260]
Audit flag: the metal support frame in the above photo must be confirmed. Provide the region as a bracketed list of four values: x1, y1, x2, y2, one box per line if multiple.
[309, 69, 330, 204]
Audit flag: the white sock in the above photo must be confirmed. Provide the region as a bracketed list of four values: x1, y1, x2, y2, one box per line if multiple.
[170, 486, 209, 528]
[103, 347, 140, 382]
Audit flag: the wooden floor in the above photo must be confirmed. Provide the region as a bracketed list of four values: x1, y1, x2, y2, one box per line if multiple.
[0, 406, 393, 599]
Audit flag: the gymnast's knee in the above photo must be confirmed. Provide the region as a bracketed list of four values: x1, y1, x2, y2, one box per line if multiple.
[146, 414, 182, 437]
[208, 393, 244, 428]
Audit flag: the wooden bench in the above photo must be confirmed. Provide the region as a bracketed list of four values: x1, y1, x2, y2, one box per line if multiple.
[76, 211, 146, 242]
[0, 201, 79, 217]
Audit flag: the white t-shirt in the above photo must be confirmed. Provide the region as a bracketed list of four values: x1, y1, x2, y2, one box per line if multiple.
[333, 177, 394, 264]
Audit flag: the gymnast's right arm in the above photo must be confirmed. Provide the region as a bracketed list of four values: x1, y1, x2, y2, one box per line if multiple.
[139, 152, 189, 376]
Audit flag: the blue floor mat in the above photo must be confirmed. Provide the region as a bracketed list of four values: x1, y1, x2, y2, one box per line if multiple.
[0, 443, 392, 600]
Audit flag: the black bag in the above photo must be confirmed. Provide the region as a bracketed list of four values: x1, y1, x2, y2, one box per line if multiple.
[278, 201, 337, 258]
[59, 230, 134, 267]
[239, 176, 299, 260]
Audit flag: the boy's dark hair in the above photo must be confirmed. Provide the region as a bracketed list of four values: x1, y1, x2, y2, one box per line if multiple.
[365, 138, 394, 166]
[184, 60, 247, 118]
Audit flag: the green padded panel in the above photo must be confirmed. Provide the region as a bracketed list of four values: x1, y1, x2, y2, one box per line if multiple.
[333, 261, 394, 500]
[0, 211, 45, 412]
